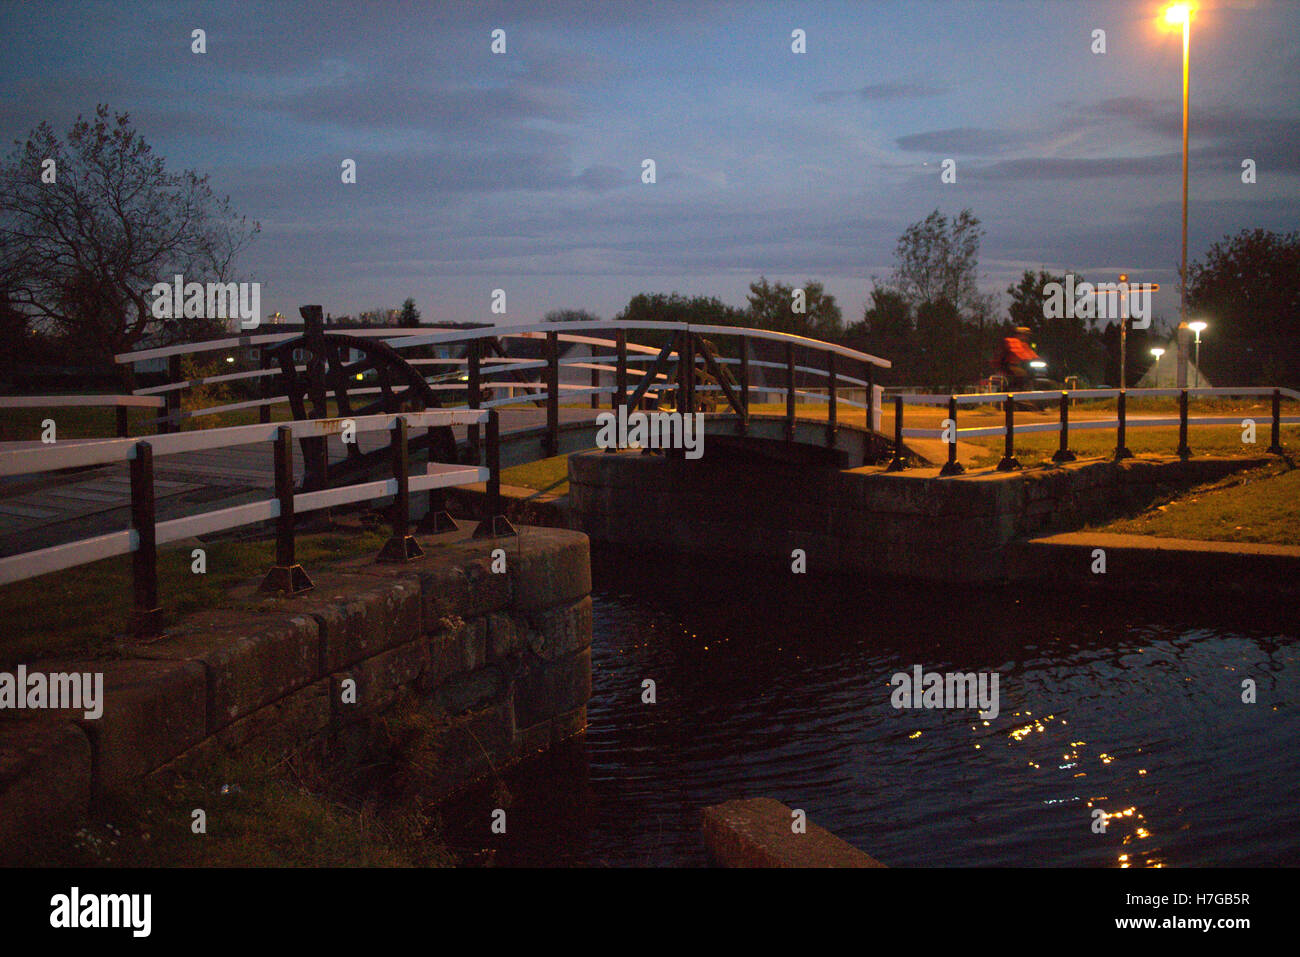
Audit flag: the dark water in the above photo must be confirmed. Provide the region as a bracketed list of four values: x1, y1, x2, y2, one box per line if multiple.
[442, 547, 1300, 867]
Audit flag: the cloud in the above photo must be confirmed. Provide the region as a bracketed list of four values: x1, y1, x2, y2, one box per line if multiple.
[816, 81, 947, 103]
[895, 127, 1036, 155]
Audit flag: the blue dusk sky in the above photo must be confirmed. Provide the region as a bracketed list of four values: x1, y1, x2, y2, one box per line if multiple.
[1, 0, 1297, 327]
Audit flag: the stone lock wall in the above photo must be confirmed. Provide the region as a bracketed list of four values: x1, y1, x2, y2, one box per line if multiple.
[0, 527, 592, 860]
[568, 449, 1266, 582]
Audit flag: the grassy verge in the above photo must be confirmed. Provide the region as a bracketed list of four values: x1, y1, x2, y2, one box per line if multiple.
[0, 527, 388, 669]
[29, 697, 459, 867]
[501, 454, 573, 496]
[1092, 460, 1300, 546]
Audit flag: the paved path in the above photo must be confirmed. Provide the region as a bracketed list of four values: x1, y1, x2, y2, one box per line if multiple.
[0, 408, 600, 558]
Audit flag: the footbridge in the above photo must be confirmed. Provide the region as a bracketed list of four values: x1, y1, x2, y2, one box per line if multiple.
[0, 313, 893, 636]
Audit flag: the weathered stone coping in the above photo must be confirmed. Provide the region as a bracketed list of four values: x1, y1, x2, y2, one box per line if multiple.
[701, 797, 885, 868]
[0, 525, 593, 863]
[1006, 532, 1300, 596]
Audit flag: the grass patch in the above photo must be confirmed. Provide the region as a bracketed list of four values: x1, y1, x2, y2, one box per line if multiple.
[1093, 460, 1300, 546]
[31, 701, 458, 867]
[501, 453, 573, 496]
[0, 527, 388, 669]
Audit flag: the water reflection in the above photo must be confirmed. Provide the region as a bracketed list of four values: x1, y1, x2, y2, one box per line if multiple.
[440, 545, 1300, 867]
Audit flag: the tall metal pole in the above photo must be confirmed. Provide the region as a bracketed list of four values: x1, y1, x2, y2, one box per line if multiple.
[1179, 15, 1190, 335]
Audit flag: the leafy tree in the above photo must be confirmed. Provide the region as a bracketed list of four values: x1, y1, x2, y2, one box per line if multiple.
[745, 277, 843, 337]
[615, 292, 745, 326]
[1186, 228, 1300, 385]
[544, 308, 602, 323]
[399, 297, 421, 325]
[888, 209, 984, 316]
[859, 286, 912, 336]
[0, 105, 259, 367]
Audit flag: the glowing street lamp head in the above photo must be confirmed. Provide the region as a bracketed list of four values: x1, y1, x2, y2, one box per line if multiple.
[1150, 347, 1165, 358]
[1188, 320, 1207, 334]
[1164, 3, 1191, 25]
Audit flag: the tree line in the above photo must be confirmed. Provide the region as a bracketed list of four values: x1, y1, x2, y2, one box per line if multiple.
[3, 109, 1295, 393]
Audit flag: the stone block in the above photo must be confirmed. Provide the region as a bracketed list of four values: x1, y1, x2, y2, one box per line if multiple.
[512, 648, 591, 729]
[74, 658, 207, 792]
[701, 797, 885, 868]
[0, 717, 91, 863]
[434, 665, 504, 716]
[125, 610, 320, 733]
[333, 639, 430, 719]
[427, 616, 488, 684]
[524, 596, 592, 661]
[512, 530, 592, 612]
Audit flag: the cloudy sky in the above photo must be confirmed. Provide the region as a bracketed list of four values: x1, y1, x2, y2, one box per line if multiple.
[2, 0, 1297, 329]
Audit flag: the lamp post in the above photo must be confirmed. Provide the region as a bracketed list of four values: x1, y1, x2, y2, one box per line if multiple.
[1163, 3, 1193, 331]
[1188, 320, 1206, 387]
[1150, 347, 1165, 387]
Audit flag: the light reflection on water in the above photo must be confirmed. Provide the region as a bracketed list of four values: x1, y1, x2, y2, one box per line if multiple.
[441, 547, 1300, 867]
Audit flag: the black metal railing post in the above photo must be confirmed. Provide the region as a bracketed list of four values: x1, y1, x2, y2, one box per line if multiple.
[163, 354, 182, 434]
[940, 395, 965, 476]
[997, 395, 1021, 471]
[1052, 391, 1076, 463]
[259, 351, 273, 425]
[129, 442, 162, 639]
[544, 331, 559, 458]
[378, 416, 423, 562]
[1267, 388, 1283, 455]
[866, 363, 876, 464]
[590, 361, 600, 410]
[474, 409, 517, 539]
[785, 341, 796, 442]
[261, 426, 313, 593]
[467, 338, 482, 464]
[826, 351, 837, 448]
[615, 331, 628, 413]
[738, 336, 750, 435]
[1177, 388, 1191, 460]
[116, 405, 129, 439]
[1115, 390, 1133, 460]
[886, 395, 907, 471]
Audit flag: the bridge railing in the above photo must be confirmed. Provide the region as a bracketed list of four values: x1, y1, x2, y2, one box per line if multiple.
[0, 408, 512, 639]
[112, 321, 892, 455]
[0, 394, 166, 438]
[882, 386, 1299, 474]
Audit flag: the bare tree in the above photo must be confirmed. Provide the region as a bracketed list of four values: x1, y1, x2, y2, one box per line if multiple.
[0, 105, 259, 366]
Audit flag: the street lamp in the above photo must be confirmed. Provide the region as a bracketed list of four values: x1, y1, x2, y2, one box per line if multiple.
[1161, 3, 1194, 331]
[1187, 320, 1207, 387]
[1150, 347, 1165, 387]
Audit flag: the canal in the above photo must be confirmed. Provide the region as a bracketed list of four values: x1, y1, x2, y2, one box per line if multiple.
[442, 545, 1300, 867]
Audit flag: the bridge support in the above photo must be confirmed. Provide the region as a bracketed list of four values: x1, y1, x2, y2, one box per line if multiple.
[261, 427, 314, 595]
[1177, 388, 1192, 461]
[1114, 390, 1133, 460]
[378, 417, 424, 562]
[129, 442, 164, 640]
[939, 395, 965, 476]
[886, 395, 907, 471]
[1268, 388, 1284, 455]
[996, 396, 1021, 472]
[473, 409, 517, 539]
[1052, 392, 1076, 463]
